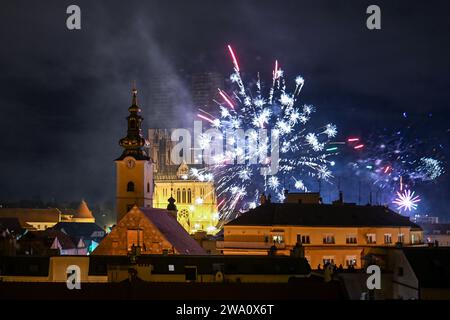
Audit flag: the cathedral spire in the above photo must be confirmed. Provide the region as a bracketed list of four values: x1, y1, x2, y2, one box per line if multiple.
[132, 81, 138, 106]
[115, 85, 150, 161]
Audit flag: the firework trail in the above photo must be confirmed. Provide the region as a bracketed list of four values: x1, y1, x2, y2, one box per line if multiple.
[348, 130, 444, 191]
[192, 45, 338, 222]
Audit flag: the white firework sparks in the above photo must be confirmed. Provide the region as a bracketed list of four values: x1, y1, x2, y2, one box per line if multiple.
[194, 46, 338, 222]
[393, 189, 421, 212]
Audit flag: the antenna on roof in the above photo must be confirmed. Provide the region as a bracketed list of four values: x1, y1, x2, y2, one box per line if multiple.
[358, 180, 361, 205]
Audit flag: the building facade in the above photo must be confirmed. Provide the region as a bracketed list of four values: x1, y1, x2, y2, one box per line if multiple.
[147, 128, 219, 234]
[191, 72, 224, 114]
[218, 201, 425, 269]
[420, 223, 450, 246]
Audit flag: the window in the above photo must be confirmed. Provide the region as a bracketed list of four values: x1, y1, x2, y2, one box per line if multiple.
[147, 182, 150, 193]
[366, 233, 376, 244]
[127, 229, 143, 251]
[176, 188, 181, 203]
[187, 189, 192, 204]
[411, 233, 421, 244]
[130, 119, 136, 129]
[127, 181, 135, 192]
[185, 266, 197, 281]
[272, 235, 284, 244]
[384, 234, 392, 244]
[182, 188, 186, 203]
[297, 234, 310, 244]
[398, 233, 405, 243]
[346, 256, 357, 267]
[323, 256, 335, 265]
[168, 265, 175, 272]
[323, 234, 335, 244]
[346, 235, 357, 244]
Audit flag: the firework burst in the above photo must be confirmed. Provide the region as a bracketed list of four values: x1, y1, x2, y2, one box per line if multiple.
[348, 129, 444, 194]
[392, 189, 421, 212]
[193, 45, 338, 221]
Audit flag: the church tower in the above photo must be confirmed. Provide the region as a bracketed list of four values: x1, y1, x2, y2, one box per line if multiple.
[115, 87, 153, 222]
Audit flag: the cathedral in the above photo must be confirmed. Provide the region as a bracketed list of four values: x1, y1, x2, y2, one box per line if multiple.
[115, 88, 219, 234]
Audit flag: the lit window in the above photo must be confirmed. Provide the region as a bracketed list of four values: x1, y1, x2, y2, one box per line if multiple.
[323, 234, 335, 244]
[384, 234, 392, 244]
[168, 265, 175, 272]
[346, 256, 357, 267]
[127, 229, 143, 251]
[398, 233, 405, 243]
[366, 234, 376, 244]
[323, 256, 335, 265]
[182, 188, 186, 203]
[272, 235, 284, 244]
[187, 189, 192, 204]
[411, 233, 421, 244]
[346, 235, 357, 244]
[176, 189, 181, 203]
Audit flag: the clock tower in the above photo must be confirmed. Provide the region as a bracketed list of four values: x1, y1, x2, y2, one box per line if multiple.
[115, 87, 153, 222]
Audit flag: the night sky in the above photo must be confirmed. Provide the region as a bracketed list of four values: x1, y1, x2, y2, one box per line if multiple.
[0, 1, 449, 219]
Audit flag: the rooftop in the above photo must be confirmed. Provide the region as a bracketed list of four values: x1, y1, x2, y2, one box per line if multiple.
[0, 208, 60, 225]
[226, 203, 421, 229]
[140, 207, 206, 255]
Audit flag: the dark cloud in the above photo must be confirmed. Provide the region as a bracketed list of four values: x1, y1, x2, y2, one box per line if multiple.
[0, 0, 448, 217]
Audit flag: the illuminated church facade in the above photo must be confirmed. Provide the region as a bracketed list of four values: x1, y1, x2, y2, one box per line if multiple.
[115, 89, 218, 234]
[147, 129, 219, 234]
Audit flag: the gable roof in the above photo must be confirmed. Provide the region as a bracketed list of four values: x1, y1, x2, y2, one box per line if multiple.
[21, 229, 76, 250]
[0, 208, 61, 226]
[53, 222, 105, 239]
[140, 207, 206, 255]
[403, 247, 450, 288]
[226, 203, 421, 228]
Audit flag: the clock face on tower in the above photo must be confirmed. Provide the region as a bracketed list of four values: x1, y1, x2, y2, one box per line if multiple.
[126, 158, 135, 169]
